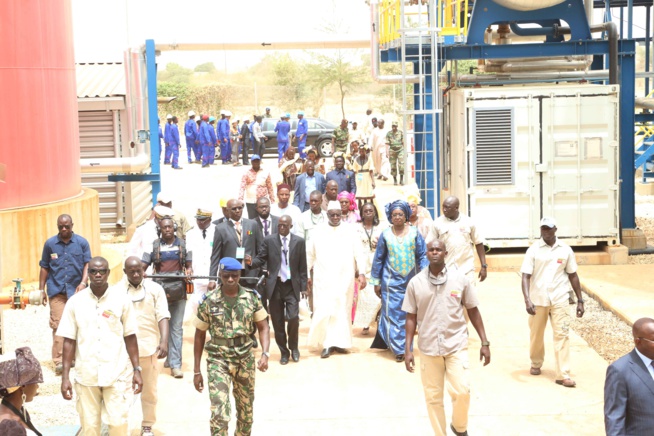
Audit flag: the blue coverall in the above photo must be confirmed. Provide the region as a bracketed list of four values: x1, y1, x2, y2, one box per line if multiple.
[158, 124, 164, 162]
[185, 118, 199, 162]
[208, 122, 218, 165]
[165, 123, 181, 168]
[163, 122, 171, 163]
[296, 117, 308, 159]
[199, 121, 213, 167]
[217, 118, 231, 163]
[275, 120, 291, 161]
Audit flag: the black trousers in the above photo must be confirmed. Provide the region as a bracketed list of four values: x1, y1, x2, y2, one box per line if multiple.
[269, 278, 299, 355]
[246, 202, 258, 220]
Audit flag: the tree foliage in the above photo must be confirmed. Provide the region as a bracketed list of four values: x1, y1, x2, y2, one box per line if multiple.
[194, 62, 217, 73]
[158, 63, 193, 84]
[157, 82, 236, 120]
[271, 54, 311, 110]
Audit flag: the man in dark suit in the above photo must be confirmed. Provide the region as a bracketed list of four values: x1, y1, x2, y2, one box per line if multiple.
[604, 317, 654, 435]
[250, 215, 307, 365]
[208, 199, 263, 290]
[293, 160, 326, 212]
[254, 197, 279, 237]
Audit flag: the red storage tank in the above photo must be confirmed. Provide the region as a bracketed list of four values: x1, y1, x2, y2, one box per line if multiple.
[0, 0, 81, 209]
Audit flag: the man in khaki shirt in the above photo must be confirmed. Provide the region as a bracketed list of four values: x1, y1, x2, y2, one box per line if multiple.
[403, 240, 490, 436]
[57, 256, 143, 436]
[427, 196, 488, 284]
[520, 217, 585, 388]
[122, 256, 170, 436]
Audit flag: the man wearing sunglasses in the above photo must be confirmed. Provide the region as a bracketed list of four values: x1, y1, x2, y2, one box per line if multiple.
[39, 214, 92, 376]
[57, 256, 142, 435]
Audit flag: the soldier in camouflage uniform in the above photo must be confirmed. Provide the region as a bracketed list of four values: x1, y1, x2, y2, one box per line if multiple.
[385, 121, 405, 186]
[193, 257, 270, 436]
[333, 119, 350, 154]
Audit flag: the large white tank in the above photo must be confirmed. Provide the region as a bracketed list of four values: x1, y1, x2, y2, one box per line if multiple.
[492, 0, 567, 11]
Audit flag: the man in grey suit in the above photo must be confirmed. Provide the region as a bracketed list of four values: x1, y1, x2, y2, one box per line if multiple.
[293, 161, 326, 212]
[208, 199, 264, 289]
[253, 197, 279, 238]
[250, 215, 307, 365]
[604, 317, 654, 435]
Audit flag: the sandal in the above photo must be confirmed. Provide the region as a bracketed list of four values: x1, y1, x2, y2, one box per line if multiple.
[362, 327, 370, 335]
[555, 379, 576, 388]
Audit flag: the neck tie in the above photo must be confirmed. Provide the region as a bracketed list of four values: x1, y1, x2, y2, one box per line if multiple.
[202, 229, 207, 239]
[263, 219, 269, 236]
[280, 237, 290, 282]
[235, 221, 242, 244]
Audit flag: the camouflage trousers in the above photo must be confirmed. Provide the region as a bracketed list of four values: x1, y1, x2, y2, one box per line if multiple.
[208, 353, 256, 436]
[388, 147, 405, 177]
[334, 142, 348, 154]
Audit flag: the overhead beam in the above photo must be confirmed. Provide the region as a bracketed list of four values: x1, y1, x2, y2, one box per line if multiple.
[154, 41, 370, 52]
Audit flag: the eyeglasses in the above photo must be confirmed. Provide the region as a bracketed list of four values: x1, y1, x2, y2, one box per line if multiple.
[638, 337, 654, 343]
[89, 269, 109, 275]
[231, 206, 244, 211]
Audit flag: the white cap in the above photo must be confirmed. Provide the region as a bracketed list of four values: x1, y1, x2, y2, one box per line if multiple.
[188, 110, 196, 117]
[540, 217, 557, 228]
[154, 205, 175, 219]
[220, 110, 226, 116]
[166, 114, 173, 119]
[225, 110, 232, 117]
[157, 191, 171, 204]
[327, 200, 341, 211]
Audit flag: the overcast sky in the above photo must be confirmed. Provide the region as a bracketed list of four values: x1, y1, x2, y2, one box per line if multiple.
[72, 0, 372, 70]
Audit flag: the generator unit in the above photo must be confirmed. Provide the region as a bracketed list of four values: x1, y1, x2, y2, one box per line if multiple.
[445, 84, 620, 248]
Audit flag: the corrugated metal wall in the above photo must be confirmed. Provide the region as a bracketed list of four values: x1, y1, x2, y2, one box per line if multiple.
[79, 111, 122, 230]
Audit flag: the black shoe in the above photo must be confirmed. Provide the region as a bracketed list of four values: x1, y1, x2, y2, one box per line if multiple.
[280, 353, 289, 365]
[393, 177, 398, 186]
[251, 333, 258, 348]
[450, 424, 468, 436]
[399, 176, 404, 185]
[291, 349, 300, 362]
[320, 348, 332, 359]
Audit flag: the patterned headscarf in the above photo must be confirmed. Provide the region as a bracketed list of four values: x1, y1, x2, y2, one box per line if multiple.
[385, 200, 412, 222]
[0, 347, 43, 395]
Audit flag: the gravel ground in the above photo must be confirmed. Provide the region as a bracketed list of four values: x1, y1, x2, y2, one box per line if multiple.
[573, 291, 635, 364]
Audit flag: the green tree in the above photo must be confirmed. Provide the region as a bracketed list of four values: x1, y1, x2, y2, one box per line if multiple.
[271, 54, 310, 110]
[194, 62, 217, 73]
[158, 63, 193, 84]
[310, 51, 368, 119]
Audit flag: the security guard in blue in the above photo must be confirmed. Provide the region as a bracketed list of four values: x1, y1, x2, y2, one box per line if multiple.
[185, 110, 199, 164]
[295, 111, 308, 159]
[274, 114, 291, 163]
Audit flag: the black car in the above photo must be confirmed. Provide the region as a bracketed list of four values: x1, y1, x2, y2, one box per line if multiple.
[260, 117, 336, 158]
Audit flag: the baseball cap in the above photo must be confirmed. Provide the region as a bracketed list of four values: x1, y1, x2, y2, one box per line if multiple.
[250, 154, 261, 161]
[540, 217, 557, 228]
[188, 110, 196, 117]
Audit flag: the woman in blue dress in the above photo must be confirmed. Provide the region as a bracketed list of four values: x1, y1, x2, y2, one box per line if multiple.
[370, 200, 429, 361]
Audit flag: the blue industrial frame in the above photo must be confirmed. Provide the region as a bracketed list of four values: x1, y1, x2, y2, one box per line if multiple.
[108, 39, 161, 207]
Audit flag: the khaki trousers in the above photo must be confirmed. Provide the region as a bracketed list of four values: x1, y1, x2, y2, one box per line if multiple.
[420, 349, 471, 436]
[75, 378, 132, 436]
[529, 301, 571, 380]
[140, 354, 160, 427]
[49, 293, 68, 364]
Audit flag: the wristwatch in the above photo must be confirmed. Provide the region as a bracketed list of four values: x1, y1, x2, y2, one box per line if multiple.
[481, 341, 490, 347]
[133, 366, 142, 372]
[481, 264, 488, 268]
[262, 351, 270, 358]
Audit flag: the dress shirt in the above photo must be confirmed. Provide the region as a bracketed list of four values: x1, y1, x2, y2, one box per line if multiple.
[39, 233, 92, 298]
[635, 348, 654, 380]
[304, 174, 317, 203]
[259, 216, 272, 236]
[239, 168, 275, 204]
[279, 235, 291, 281]
[56, 285, 137, 386]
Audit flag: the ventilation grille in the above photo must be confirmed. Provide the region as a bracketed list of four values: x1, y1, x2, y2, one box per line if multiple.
[474, 108, 514, 185]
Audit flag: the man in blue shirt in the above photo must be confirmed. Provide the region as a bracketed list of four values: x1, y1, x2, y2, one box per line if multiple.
[325, 154, 356, 195]
[39, 214, 92, 375]
[163, 114, 172, 164]
[295, 111, 309, 159]
[185, 111, 199, 164]
[275, 114, 291, 163]
[218, 111, 232, 164]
